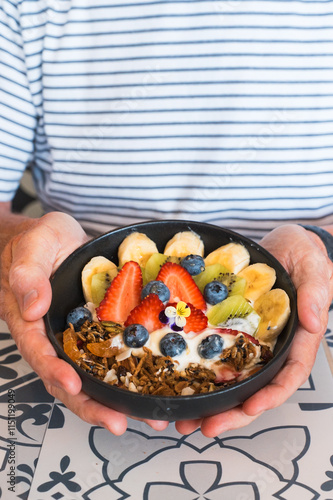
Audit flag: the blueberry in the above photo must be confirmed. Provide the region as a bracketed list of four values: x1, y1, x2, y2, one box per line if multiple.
[141, 280, 170, 302]
[198, 334, 224, 359]
[180, 254, 205, 276]
[66, 306, 92, 331]
[123, 324, 149, 348]
[159, 332, 187, 357]
[203, 281, 228, 305]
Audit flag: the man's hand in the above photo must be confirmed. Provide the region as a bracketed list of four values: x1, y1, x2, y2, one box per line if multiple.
[0, 211, 168, 435]
[176, 224, 333, 437]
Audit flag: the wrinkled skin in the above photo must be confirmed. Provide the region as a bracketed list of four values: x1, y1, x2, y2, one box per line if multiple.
[0, 213, 332, 437]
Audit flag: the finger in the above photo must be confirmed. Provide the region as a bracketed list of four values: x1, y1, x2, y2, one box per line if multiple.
[5, 287, 126, 436]
[243, 324, 320, 416]
[16, 319, 82, 395]
[3, 286, 82, 395]
[5, 213, 87, 321]
[3, 237, 53, 321]
[45, 384, 128, 436]
[259, 225, 332, 334]
[200, 406, 260, 438]
[243, 362, 305, 417]
[291, 250, 332, 333]
[175, 419, 202, 435]
[143, 419, 169, 431]
[129, 416, 170, 431]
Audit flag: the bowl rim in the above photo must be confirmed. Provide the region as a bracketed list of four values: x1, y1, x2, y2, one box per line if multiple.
[45, 219, 298, 403]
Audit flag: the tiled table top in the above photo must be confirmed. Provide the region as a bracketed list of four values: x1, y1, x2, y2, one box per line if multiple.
[1, 307, 332, 500]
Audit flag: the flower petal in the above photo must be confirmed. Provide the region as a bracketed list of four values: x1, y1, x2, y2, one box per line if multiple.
[176, 301, 191, 318]
[176, 316, 187, 328]
[165, 306, 177, 318]
[183, 307, 191, 318]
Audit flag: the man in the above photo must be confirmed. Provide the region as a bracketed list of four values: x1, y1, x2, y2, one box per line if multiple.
[0, 0, 332, 436]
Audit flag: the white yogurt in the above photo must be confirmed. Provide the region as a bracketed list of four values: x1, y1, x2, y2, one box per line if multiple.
[105, 321, 261, 383]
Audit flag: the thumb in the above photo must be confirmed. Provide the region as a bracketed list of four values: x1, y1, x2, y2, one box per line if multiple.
[290, 250, 331, 334]
[6, 213, 87, 321]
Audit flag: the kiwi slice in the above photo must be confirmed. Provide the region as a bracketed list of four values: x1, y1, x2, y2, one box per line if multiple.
[143, 253, 168, 284]
[143, 253, 182, 285]
[207, 295, 253, 326]
[91, 271, 115, 306]
[194, 263, 246, 297]
[219, 273, 246, 297]
[194, 264, 230, 292]
[167, 255, 182, 264]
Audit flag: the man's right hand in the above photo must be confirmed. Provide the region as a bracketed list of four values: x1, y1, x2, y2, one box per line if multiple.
[0, 211, 169, 434]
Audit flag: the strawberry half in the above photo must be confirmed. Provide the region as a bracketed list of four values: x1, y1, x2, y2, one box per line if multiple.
[96, 261, 142, 323]
[184, 303, 208, 333]
[216, 328, 259, 345]
[125, 293, 164, 333]
[214, 366, 239, 384]
[156, 262, 206, 311]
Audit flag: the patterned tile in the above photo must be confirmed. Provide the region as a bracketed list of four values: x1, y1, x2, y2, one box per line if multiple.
[288, 342, 333, 406]
[0, 403, 53, 500]
[0, 321, 53, 404]
[27, 404, 333, 500]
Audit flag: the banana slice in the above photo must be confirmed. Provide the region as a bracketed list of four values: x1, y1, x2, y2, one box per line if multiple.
[82, 256, 118, 304]
[118, 232, 158, 268]
[205, 242, 250, 274]
[238, 263, 276, 303]
[254, 288, 291, 342]
[164, 230, 204, 257]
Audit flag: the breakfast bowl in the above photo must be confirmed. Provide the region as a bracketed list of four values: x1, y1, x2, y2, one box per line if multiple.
[44, 220, 298, 421]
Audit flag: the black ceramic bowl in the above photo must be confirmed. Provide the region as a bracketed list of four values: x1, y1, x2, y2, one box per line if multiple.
[45, 220, 297, 421]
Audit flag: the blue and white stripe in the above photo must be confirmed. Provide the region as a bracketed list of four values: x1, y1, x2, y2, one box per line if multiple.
[1, 0, 333, 238]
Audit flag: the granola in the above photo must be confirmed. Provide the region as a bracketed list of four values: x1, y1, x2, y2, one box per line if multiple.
[63, 320, 272, 396]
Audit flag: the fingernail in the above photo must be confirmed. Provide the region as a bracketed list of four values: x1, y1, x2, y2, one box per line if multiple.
[23, 290, 38, 312]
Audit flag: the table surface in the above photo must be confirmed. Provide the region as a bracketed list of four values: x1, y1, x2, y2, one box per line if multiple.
[1, 307, 332, 500]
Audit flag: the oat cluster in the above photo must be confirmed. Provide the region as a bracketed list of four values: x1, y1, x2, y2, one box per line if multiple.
[220, 334, 259, 371]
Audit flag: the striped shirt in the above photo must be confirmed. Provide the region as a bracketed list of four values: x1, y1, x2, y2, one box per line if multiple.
[1, 0, 333, 239]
